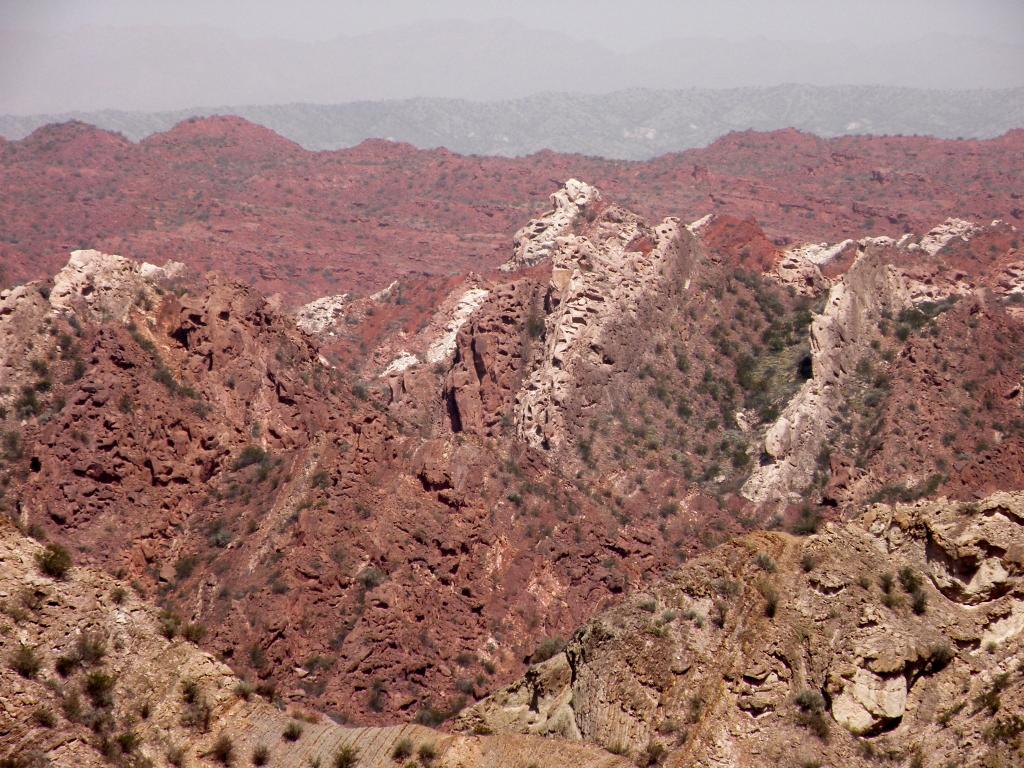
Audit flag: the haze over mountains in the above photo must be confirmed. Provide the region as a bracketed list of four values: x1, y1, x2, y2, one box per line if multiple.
[3, 85, 1022, 159]
[2, 19, 1023, 116]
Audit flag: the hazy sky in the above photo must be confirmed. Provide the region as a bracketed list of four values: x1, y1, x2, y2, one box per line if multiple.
[6, 0, 1024, 45]
[2, 0, 1022, 114]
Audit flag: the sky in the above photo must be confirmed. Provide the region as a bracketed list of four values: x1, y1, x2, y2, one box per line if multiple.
[5, 0, 1023, 45]
[1, 0, 1022, 114]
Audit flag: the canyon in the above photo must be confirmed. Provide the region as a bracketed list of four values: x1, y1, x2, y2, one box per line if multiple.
[1, 118, 1022, 767]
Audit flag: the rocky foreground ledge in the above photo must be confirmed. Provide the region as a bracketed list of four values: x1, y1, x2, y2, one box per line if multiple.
[459, 493, 1024, 766]
[3, 491, 1020, 766]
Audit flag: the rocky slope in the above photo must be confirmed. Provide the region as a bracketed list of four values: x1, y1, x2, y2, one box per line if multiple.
[458, 492, 1024, 767]
[0, 516, 628, 768]
[2, 167, 1024, 764]
[0, 242, 698, 727]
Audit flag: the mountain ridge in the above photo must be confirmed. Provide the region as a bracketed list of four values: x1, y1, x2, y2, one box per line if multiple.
[2, 85, 1023, 160]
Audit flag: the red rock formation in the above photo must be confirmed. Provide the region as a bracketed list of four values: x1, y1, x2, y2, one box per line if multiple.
[1, 118, 1021, 300]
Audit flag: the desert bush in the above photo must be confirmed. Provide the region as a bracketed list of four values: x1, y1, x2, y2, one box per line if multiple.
[881, 591, 903, 609]
[35, 544, 72, 579]
[417, 743, 437, 764]
[530, 636, 565, 664]
[984, 714, 1024, 744]
[2, 430, 21, 459]
[251, 745, 269, 766]
[84, 670, 116, 708]
[794, 689, 830, 739]
[391, 738, 413, 760]
[234, 681, 255, 700]
[116, 731, 140, 754]
[640, 741, 667, 766]
[233, 445, 267, 470]
[790, 507, 820, 535]
[211, 735, 234, 765]
[159, 610, 182, 639]
[911, 590, 928, 615]
[759, 582, 780, 618]
[59, 689, 83, 723]
[357, 567, 386, 590]
[974, 672, 1010, 715]
[711, 600, 728, 628]
[76, 631, 107, 665]
[928, 642, 954, 671]
[898, 567, 921, 593]
[283, 721, 304, 741]
[10, 643, 41, 678]
[32, 706, 56, 728]
[181, 680, 212, 731]
[332, 745, 359, 768]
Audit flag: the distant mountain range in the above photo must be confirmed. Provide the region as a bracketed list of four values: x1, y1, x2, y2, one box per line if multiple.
[2, 85, 1022, 160]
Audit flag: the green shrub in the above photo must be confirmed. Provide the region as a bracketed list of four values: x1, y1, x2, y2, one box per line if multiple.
[974, 672, 1010, 715]
[116, 731, 141, 754]
[790, 507, 820, 536]
[234, 681, 255, 700]
[76, 631, 107, 665]
[283, 721, 304, 741]
[357, 568, 386, 590]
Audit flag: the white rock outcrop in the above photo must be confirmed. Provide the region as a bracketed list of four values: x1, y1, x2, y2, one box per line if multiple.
[425, 287, 490, 363]
[743, 241, 912, 503]
[501, 179, 600, 272]
[513, 192, 686, 450]
[382, 351, 420, 376]
[912, 217, 981, 256]
[294, 294, 350, 335]
[50, 249, 182, 321]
